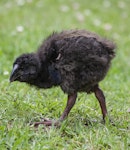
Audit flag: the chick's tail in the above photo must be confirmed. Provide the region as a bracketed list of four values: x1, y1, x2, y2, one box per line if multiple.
[103, 39, 116, 59]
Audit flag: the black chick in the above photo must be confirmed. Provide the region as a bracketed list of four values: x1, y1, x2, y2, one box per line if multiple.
[10, 29, 116, 127]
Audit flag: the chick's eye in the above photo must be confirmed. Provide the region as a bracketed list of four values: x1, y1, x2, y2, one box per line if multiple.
[20, 66, 24, 69]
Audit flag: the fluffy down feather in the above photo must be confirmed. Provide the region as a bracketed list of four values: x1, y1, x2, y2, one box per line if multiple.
[37, 30, 115, 94]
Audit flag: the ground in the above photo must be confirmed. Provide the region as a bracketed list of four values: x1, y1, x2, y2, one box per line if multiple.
[0, 0, 130, 149]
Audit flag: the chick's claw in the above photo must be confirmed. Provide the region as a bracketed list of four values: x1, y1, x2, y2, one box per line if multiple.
[33, 120, 61, 128]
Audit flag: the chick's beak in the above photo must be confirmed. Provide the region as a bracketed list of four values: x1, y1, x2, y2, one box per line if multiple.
[10, 64, 19, 82]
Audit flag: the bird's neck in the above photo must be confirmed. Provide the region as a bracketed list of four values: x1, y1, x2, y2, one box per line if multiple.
[28, 62, 61, 89]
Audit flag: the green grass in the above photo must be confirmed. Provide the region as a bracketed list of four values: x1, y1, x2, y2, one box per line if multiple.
[0, 0, 130, 149]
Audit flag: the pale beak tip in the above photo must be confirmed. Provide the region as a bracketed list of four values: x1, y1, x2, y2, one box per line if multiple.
[9, 64, 19, 83]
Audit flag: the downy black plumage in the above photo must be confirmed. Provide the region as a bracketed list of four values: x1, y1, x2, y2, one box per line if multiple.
[10, 29, 116, 126]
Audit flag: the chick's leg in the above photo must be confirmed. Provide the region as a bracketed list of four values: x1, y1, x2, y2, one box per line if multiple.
[33, 93, 77, 127]
[59, 93, 77, 121]
[94, 85, 108, 120]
